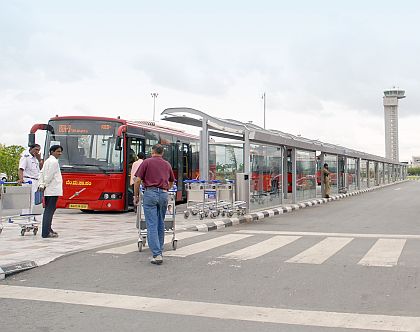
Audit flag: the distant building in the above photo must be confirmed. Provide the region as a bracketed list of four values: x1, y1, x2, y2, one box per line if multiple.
[412, 156, 420, 167]
[383, 88, 405, 161]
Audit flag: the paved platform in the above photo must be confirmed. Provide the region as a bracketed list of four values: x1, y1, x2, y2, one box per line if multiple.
[0, 182, 405, 279]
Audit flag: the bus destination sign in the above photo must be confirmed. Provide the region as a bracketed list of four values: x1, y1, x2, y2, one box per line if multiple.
[57, 122, 115, 135]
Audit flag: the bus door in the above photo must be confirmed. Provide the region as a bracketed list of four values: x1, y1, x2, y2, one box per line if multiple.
[176, 142, 191, 201]
[126, 137, 145, 209]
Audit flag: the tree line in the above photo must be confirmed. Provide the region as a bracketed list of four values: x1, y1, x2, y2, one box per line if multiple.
[0, 144, 26, 181]
[408, 167, 420, 176]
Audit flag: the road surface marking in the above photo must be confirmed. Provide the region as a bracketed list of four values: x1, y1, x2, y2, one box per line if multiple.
[394, 188, 401, 191]
[220, 236, 300, 260]
[164, 234, 252, 257]
[96, 232, 206, 254]
[237, 230, 420, 239]
[358, 239, 406, 267]
[1, 285, 420, 331]
[286, 237, 353, 264]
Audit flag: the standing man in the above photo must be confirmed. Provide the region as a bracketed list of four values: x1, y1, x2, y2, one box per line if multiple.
[130, 152, 146, 186]
[321, 163, 331, 199]
[38, 145, 63, 238]
[18, 143, 43, 215]
[134, 144, 174, 265]
[129, 152, 146, 210]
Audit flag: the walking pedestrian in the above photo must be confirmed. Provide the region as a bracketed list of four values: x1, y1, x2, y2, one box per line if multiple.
[18, 143, 43, 216]
[133, 144, 174, 265]
[38, 145, 63, 238]
[322, 163, 331, 198]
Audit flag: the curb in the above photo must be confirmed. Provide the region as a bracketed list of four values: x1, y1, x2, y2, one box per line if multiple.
[182, 181, 407, 232]
[0, 260, 37, 279]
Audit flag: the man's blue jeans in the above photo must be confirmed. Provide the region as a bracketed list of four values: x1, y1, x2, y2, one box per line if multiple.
[143, 189, 168, 257]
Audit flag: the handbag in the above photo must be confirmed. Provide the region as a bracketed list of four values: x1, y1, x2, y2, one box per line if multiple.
[34, 189, 44, 205]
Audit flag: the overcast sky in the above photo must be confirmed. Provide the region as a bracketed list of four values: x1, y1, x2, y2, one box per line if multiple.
[1, 0, 419, 161]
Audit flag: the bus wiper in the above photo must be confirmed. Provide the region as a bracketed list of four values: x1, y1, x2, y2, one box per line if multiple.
[72, 163, 108, 173]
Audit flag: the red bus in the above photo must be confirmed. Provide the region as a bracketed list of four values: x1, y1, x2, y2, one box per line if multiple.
[29, 116, 199, 212]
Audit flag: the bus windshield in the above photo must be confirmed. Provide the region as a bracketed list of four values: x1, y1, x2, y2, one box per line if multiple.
[45, 119, 123, 172]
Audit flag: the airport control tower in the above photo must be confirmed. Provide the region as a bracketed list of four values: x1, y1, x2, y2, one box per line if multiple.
[383, 88, 405, 161]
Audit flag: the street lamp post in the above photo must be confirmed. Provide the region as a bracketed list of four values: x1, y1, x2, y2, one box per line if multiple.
[262, 92, 266, 129]
[151, 92, 159, 121]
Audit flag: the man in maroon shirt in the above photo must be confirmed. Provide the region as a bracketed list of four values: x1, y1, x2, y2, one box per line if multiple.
[134, 144, 175, 265]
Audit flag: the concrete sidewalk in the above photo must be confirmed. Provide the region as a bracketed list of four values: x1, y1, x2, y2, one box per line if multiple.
[0, 182, 404, 279]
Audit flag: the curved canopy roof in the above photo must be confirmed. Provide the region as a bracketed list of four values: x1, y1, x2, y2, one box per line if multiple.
[161, 107, 403, 165]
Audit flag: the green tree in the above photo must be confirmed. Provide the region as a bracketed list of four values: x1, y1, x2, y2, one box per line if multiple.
[408, 167, 420, 176]
[0, 144, 26, 181]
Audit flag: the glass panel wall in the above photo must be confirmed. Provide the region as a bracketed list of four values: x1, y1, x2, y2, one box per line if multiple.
[368, 161, 376, 187]
[347, 157, 357, 192]
[324, 154, 338, 194]
[396, 166, 401, 181]
[250, 144, 282, 211]
[384, 163, 389, 184]
[209, 143, 244, 180]
[360, 159, 368, 189]
[378, 162, 384, 185]
[338, 156, 346, 193]
[296, 149, 316, 201]
[390, 165, 395, 182]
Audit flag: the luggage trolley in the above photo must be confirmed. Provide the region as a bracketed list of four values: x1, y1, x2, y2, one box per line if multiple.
[0, 181, 40, 236]
[217, 180, 247, 217]
[136, 186, 177, 252]
[183, 180, 207, 219]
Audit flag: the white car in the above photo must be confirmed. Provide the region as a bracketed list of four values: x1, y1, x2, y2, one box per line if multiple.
[0, 172, 7, 181]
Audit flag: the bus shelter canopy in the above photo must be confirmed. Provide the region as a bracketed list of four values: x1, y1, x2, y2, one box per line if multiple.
[161, 107, 400, 164]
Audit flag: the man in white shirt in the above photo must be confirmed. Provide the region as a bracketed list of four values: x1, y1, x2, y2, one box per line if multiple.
[38, 145, 63, 238]
[18, 143, 43, 215]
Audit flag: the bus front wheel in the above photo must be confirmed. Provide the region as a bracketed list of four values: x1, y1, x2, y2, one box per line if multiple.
[80, 209, 95, 213]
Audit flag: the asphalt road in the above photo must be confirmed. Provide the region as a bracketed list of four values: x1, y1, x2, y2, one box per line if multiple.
[1, 181, 420, 332]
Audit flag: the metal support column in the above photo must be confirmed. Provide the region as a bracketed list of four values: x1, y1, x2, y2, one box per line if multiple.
[320, 153, 325, 198]
[343, 156, 348, 191]
[199, 118, 209, 181]
[243, 130, 251, 207]
[283, 147, 289, 199]
[366, 161, 370, 188]
[356, 158, 361, 190]
[243, 130, 250, 174]
[291, 148, 297, 204]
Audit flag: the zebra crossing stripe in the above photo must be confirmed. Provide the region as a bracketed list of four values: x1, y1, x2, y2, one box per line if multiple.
[164, 234, 253, 258]
[1, 285, 420, 331]
[236, 230, 420, 239]
[220, 236, 301, 260]
[286, 237, 353, 264]
[96, 232, 206, 254]
[358, 239, 406, 267]
[97, 243, 138, 255]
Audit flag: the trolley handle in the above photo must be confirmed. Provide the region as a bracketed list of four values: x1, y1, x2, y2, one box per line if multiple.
[0, 180, 32, 185]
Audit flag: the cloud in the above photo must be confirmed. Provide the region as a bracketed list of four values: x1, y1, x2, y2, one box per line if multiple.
[133, 51, 236, 96]
[0, 2, 95, 90]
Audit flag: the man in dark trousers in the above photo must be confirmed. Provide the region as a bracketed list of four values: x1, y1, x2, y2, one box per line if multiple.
[38, 145, 63, 238]
[134, 144, 175, 265]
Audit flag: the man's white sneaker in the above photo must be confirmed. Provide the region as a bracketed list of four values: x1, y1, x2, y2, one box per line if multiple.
[151, 255, 163, 265]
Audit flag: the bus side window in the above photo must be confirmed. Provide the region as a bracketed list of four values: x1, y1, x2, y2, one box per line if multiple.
[145, 131, 159, 157]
